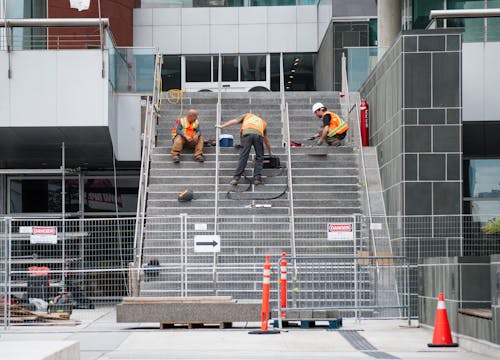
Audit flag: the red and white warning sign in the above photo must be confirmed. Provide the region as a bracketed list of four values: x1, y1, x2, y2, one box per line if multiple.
[327, 223, 354, 241]
[30, 226, 58, 244]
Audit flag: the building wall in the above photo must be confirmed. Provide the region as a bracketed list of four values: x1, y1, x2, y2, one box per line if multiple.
[0, 50, 108, 128]
[361, 29, 463, 219]
[316, 21, 334, 91]
[462, 42, 500, 122]
[48, 0, 138, 46]
[133, 5, 318, 54]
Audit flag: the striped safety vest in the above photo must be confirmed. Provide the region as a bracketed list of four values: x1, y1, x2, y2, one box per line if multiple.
[241, 114, 266, 137]
[171, 117, 199, 139]
[323, 111, 348, 137]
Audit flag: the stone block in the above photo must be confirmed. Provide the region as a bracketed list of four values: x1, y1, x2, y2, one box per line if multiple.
[116, 301, 261, 323]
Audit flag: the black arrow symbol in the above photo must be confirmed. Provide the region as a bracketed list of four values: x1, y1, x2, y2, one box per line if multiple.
[196, 241, 218, 247]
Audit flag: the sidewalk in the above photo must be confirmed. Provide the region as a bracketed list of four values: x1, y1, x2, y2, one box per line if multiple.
[0, 308, 496, 360]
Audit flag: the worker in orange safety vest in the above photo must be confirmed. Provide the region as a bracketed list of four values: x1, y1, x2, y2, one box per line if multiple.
[311, 102, 349, 147]
[171, 109, 205, 163]
[216, 113, 272, 186]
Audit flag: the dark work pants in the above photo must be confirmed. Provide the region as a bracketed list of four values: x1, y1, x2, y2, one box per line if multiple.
[233, 133, 264, 180]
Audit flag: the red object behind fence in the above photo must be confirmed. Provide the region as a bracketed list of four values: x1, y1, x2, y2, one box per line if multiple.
[360, 99, 369, 146]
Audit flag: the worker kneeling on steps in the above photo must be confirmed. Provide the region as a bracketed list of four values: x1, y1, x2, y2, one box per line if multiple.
[311, 103, 349, 147]
[216, 113, 272, 186]
[171, 109, 205, 163]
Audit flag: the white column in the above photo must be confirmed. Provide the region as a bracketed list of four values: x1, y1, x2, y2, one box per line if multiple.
[377, 0, 402, 48]
[0, 0, 5, 51]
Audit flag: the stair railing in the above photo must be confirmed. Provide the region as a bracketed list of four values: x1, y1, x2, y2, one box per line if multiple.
[212, 52, 223, 293]
[279, 53, 298, 292]
[341, 52, 378, 265]
[132, 52, 162, 294]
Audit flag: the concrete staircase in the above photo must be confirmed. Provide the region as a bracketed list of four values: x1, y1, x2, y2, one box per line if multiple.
[139, 91, 373, 311]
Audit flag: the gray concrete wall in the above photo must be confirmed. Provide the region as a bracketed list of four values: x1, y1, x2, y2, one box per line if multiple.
[418, 256, 497, 344]
[361, 29, 463, 219]
[316, 21, 334, 91]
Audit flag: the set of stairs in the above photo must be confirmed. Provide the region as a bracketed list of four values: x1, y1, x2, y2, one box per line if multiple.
[139, 91, 373, 311]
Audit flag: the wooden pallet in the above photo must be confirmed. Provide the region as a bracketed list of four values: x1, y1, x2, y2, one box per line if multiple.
[0, 304, 73, 324]
[273, 318, 342, 329]
[160, 321, 233, 329]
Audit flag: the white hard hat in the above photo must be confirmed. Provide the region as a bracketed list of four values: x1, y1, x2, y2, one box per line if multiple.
[312, 102, 324, 114]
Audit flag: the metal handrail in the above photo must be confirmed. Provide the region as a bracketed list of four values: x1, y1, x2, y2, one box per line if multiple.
[430, 8, 500, 20]
[0, 18, 110, 28]
[278, 53, 297, 286]
[132, 52, 163, 292]
[212, 53, 223, 294]
[340, 53, 377, 258]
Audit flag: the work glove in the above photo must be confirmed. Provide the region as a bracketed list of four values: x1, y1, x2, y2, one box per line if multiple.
[316, 140, 324, 146]
[214, 124, 222, 129]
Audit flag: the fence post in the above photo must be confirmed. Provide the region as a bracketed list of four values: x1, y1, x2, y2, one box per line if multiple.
[406, 258, 411, 326]
[353, 215, 358, 322]
[4, 217, 12, 328]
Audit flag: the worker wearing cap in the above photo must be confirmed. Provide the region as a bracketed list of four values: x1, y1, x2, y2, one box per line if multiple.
[311, 102, 349, 147]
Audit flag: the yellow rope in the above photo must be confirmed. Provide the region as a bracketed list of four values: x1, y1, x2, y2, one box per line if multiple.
[165, 89, 185, 120]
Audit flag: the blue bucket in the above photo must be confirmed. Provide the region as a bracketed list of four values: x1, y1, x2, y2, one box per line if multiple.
[219, 134, 234, 147]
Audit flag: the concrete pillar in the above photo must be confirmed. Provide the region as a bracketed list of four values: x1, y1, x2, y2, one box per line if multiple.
[378, 0, 402, 48]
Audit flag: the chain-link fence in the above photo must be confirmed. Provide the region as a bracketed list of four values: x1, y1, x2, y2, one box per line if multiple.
[0, 214, 498, 327]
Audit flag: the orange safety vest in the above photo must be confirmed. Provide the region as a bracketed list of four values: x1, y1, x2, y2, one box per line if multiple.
[323, 111, 348, 137]
[171, 117, 199, 139]
[241, 114, 266, 137]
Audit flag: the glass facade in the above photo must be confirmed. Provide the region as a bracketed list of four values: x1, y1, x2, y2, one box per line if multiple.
[410, 0, 500, 42]
[142, 0, 316, 7]
[240, 55, 266, 81]
[9, 177, 138, 216]
[270, 53, 316, 91]
[186, 56, 212, 82]
[162, 55, 182, 90]
[222, 55, 239, 81]
[464, 159, 500, 221]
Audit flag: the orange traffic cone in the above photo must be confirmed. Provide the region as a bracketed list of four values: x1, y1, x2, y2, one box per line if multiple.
[428, 292, 458, 347]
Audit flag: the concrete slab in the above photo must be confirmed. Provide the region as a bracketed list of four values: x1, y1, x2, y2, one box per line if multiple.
[0, 341, 79, 360]
[116, 301, 261, 323]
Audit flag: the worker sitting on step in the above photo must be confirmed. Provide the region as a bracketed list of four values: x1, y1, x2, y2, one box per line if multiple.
[171, 109, 205, 163]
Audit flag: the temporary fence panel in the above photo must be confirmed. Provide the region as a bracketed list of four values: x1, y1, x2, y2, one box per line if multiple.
[277, 255, 412, 321]
[0, 213, 498, 326]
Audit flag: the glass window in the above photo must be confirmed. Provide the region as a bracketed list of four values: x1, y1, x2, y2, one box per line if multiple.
[271, 53, 316, 91]
[487, 0, 500, 41]
[213, 55, 219, 82]
[222, 55, 238, 81]
[186, 56, 211, 82]
[413, 0, 444, 29]
[84, 178, 138, 213]
[468, 200, 500, 223]
[9, 179, 79, 214]
[162, 55, 181, 90]
[447, 0, 485, 42]
[240, 55, 266, 81]
[466, 159, 500, 198]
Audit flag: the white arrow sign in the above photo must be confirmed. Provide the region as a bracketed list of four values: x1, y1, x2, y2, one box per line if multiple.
[194, 235, 221, 253]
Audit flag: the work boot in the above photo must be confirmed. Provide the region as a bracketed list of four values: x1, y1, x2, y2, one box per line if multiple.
[254, 178, 264, 186]
[195, 155, 205, 162]
[229, 178, 240, 186]
[172, 156, 180, 163]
